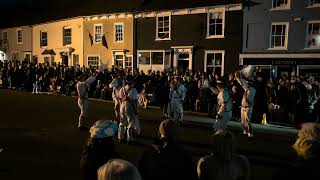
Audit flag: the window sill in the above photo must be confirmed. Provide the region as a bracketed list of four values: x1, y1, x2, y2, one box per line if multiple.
[17, 42, 23, 45]
[63, 44, 72, 47]
[306, 5, 320, 8]
[41, 46, 48, 49]
[303, 47, 320, 50]
[269, 7, 291, 11]
[94, 41, 102, 44]
[206, 35, 225, 39]
[155, 38, 171, 41]
[267, 47, 288, 50]
[115, 41, 124, 43]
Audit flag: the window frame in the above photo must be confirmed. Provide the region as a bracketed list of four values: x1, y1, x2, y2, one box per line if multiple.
[87, 55, 100, 67]
[269, 22, 289, 50]
[155, 15, 171, 41]
[40, 30, 48, 48]
[206, 9, 225, 39]
[94, 24, 103, 43]
[305, 20, 320, 49]
[17, 29, 23, 45]
[204, 50, 225, 77]
[114, 23, 124, 43]
[137, 50, 171, 70]
[271, 0, 291, 10]
[63, 27, 72, 46]
[306, 0, 320, 8]
[2, 31, 8, 45]
[11, 51, 19, 61]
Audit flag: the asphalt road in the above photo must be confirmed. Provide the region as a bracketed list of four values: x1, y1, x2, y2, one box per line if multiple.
[0, 90, 297, 180]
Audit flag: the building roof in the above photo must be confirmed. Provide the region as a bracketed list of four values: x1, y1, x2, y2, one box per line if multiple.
[0, 0, 242, 29]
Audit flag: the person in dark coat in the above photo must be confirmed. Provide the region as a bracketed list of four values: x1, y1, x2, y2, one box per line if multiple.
[273, 123, 320, 180]
[139, 119, 197, 180]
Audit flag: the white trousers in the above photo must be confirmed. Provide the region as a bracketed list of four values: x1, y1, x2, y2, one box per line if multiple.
[241, 107, 253, 134]
[113, 98, 120, 118]
[78, 98, 89, 128]
[168, 98, 183, 122]
[213, 111, 232, 131]
[118, 102, 141, 141]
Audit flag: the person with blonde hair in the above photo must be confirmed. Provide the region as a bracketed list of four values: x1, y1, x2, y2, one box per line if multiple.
[273, 123, 320, 180]
[98, 159, 142, 180]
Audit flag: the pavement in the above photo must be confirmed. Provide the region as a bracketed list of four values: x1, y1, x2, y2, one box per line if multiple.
[0, 89, 300, 180]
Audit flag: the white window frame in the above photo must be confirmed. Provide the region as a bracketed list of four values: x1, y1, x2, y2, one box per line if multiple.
[305, 20, 320, 49]
[306, 0, 320, 8]
[271, 0, 291, 10]
[125, 55, 134, 73]
[2, 31, 8, 45]
[114, 23, 124, 43]
[94, 24, 103, 43]
[155, 14, 171, 41]
[137, 50, 171, 70]
[16, 29, 23, 44]
[206, 9, 225, 39]
[269, 22, 289, 50]
[113, 52, 125, 67]
[63, 26, 72, 46]
[87, 55, 100, 67]
[24, 52, 32, 61]
[204, 50, 225, 77]
[40, 30, 48, 48]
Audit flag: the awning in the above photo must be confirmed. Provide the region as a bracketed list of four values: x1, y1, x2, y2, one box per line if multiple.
[41, 49, 56, 55]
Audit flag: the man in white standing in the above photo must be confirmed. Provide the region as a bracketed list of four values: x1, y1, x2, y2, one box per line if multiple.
[235, 65, 256, 137]
[109, 74, 125, 120]
[168, 75, 185, 124]
[118, 78, 140, 143]
[213, 79, 233, 132]
[76, 65, 105, 129]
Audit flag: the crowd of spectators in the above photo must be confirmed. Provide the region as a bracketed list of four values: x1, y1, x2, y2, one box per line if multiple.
[1, 60, 319, 126]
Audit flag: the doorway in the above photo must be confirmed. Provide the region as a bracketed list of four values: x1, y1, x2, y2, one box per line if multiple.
[62, 55, 68, 66]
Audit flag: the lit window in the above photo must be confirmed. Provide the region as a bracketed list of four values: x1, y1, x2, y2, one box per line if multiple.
[95, 25, 103, 43]
[115, 54, 124, 67]
[88, 56, 100, 66]
[271, 23, 288, 49]
[272, 0, 290, 9]
[307, 0, 320, 7]
[115, 23, 123, 42]
[125, 56, 133, 71]
[156, 16, 170, 40]
[205, 51, 224, 77]
[63, 27, 72, 46]
[207, 11, 225, 38]
[17, 29, 23, 44]
[40, 31, 48, 47]
[306, 22, 320, 48]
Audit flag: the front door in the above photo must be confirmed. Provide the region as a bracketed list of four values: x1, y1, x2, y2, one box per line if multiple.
[62, 55, 68, 66]
[177, 52, 190, 72]
[24, 53, 31, 63]
[173, 47, 193, 73]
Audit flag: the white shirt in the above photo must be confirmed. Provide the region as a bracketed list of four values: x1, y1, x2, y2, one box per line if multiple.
[109, 78, 124, 99]
[217, 89, 232, 114]
[76, 76, 96, 99]
[170, 83, 185, 101]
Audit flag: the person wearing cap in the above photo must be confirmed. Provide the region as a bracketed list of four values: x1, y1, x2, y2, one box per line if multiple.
[197, 130, 250, 180]
[118, 78, 140, 143]
[109, 74, 125, 120]
[235, 66, 256, 137]
[213, 79, 232, 132]
[80, 120, 119, 180]
[138, 119, 197, 180]
[168, 75, 186, 124]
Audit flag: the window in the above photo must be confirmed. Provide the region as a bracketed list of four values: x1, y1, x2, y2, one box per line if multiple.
[156, 16, 171, 40]
[115, 54, 124, 67]
[125, 56, 133, 72]
[307, 0, 320, 7]
[207, 11, 225, 38]
[306, 21, 320, 48]
[40, 31, 48, 47]
[152, 52, 164, 64]
[270, 23, 289, 49]
[94, 25, 103, 43]
[138, 51, 170, 65]
[44, 56, 50, 64]
[204, 51, 224, 77]
[63, 27, 72, 46]
[138, 52, 151, 65]
[17, 29, 23, 44]
[2, 31, 8, 44]
[115, 23, 123, 42]
[88, 56, 100, 66]
[11, 52, 18, 61]
[73, 54, 79, 66]
[272, 0, 290, 9]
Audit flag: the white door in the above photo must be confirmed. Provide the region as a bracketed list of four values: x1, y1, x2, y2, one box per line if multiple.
[24, 52, 32, 62]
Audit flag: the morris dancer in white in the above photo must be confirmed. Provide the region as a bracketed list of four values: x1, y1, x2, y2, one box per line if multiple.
[168, 76, 185, 124]
[118, 79, 140, 143]
[235, 65, 256, 137]
[109, 74, 124, 120]
[76, 65, 105, 129]
[213, 79, 233, 132]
